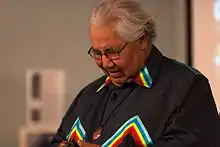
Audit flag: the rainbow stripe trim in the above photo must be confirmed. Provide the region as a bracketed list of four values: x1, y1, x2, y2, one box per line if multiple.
[66, 117, 86, 142]
[96, 76, 111, 92]
[102, 115, 153, 147]
[97, 66, 152, 92]
[136, 66, 152, 88]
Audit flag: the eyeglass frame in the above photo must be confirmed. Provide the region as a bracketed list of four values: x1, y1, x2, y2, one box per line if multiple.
[88, 42, 128, 60]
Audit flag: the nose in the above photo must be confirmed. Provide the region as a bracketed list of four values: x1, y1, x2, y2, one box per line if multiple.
[102, 54, 114, 69]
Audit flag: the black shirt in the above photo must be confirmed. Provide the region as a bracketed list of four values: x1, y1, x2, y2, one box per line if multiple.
[50, 46, 220, 147]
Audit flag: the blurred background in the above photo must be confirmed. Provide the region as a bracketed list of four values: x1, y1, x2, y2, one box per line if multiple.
[0, 0, 219, 146]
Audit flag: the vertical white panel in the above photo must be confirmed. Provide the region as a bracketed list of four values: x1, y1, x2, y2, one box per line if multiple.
[25, 68, 65, 127]
[192, 0, 220, 112]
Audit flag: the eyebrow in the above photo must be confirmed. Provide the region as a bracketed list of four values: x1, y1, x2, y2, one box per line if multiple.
[105, 47, 119, 52]
[92, 45, 121, 52]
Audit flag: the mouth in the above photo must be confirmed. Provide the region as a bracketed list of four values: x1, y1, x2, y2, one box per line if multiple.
[107, 69, 122, 77]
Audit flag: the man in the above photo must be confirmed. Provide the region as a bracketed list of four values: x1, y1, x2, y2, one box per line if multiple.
[50, 0, 220, 146]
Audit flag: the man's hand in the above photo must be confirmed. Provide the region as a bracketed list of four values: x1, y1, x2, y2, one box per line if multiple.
[58, 141, 72, 147]
[58, 142, 66, 147]
[78, 140, 101, 147]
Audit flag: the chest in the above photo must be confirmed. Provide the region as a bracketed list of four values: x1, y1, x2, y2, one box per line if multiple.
[63, 84, 182, 146]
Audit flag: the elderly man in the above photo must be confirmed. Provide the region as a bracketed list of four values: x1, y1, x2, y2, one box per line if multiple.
[50, 0, 220, 146]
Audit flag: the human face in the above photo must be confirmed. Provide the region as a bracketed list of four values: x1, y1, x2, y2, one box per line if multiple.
[89, 24, 146, 85]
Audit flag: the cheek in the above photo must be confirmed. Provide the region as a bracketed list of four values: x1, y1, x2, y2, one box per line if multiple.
[117, 53, 139, 74]
[114, 56, 134, 71]
[95, 60, 103, 68]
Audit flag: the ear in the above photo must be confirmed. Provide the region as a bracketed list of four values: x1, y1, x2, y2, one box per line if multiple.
[139, 35, 148, 51]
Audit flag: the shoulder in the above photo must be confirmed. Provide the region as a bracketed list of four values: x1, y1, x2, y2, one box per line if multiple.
[72, 75, 107, 101]
[82, 75, 107, 92]
[162, 56, 207, 84]
[156, 56, 211, 97]
[63, 75, 107, 118]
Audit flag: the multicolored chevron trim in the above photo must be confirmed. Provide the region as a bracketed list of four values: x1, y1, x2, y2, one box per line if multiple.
[66, 117, 86, 142]
[97, 66, 152, 92]
[96, 76, 111, 92]
[102, 115, 153, 147]
[135, 66, 153, 88]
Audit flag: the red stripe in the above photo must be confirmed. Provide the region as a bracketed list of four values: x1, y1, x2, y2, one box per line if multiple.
[111, 127, 132, 146]
[111, 126, 144, 147]
[105, 77, 111, 85]
[69, 131, 79, 142]
[130, 126, 144, 146]
[136, 74, 144, 87]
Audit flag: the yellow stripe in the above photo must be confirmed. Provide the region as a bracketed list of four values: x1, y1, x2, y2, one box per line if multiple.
[96, 76, 111, 92]
[68, 127, 77, 141]
[109, 123, 133, 146]
[76, 129, 83, 140]
[68, 127, 83, 141]
[133, 124, 147, 146]
[106, 76, 110, 81]
[140, 72, 148, 87]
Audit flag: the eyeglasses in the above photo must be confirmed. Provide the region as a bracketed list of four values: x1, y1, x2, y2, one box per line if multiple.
[88, 42, 128, 60]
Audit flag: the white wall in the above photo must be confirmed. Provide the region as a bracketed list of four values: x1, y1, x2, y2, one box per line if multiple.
[0, 0, 187, 146]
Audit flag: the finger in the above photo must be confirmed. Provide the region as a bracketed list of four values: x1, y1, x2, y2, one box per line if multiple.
[77, 140, 84, 146]
[58, 142, 66, 147]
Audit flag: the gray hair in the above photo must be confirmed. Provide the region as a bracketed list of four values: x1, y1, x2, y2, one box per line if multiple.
[90, 0, 156, 42]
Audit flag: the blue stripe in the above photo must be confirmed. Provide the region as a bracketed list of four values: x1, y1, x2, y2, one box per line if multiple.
[103, 117, 136, 146]
[141, 67, 152, 88]
[77, 125, 85, 139]
[66, 118, 79, 140]
[143, 68, 152, 84]
[135, 117, 153, 144]
[78, 123, 86, 139]
[102, 115, 152, 146]
[66, 117, 86, 140]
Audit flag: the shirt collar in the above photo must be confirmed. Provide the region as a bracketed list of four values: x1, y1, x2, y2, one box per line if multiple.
[96, 45, 163, 93]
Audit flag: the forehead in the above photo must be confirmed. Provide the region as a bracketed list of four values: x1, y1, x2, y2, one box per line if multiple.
[89, 24, 123, 49]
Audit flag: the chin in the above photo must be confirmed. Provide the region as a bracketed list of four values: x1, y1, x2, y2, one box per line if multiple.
[110, 77, 127, 86]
